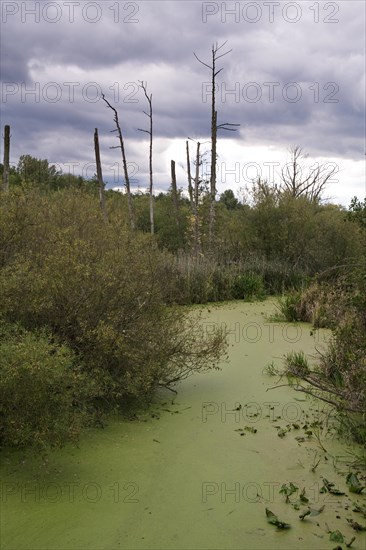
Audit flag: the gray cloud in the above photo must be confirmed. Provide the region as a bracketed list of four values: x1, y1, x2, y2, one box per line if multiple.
[1, 0, 365, 201]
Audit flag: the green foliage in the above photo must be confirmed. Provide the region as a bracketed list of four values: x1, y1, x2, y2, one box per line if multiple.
[157, 254, 269, 305]
[2, 156, 364, 451]
[219, 189, 241, 210]
[231, 272, 265, 300]
[17, 154, 61, 189]
[0, 155, 98, 193]
[279, 482, 299, 502]
[276, 292, 303, 322]
[282, 264, 366, 445]
[0, 324, 85, 450]
[263, 361, 281, 376]
[0, 163, 22, 187]
[347, 196, 366, 230]
[265, 508, 291, 529]
[153, 191, 190, 251]
[0, 187, 227, 439]
[129, 178, 363, 278]
[329, 530, 344, 543]
[346, 473, 365, 494]
[284, 351, 311, 378]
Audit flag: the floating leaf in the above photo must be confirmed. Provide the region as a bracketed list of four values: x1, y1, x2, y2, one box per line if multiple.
[278, 429, 287, 438]
[346, 473, 365, 494]
[299, 508, 311, 520]
[321, 478, 345, 496]
[244, 426, 257, 434]
[310, 505, 325, 516]
[295, 436, 305, 443]
[352, 502, 366, 517]
[329, 488, 345, 495]
[265, 508, 291, 529]
[279, 482, 298, 502]
[329, 530, 344, 543]
[347, 518, 366, 531]
[300, 488, 309, 503]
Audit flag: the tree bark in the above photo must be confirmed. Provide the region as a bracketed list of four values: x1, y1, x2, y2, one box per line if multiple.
[138, 82, 154, 235]
[3, 125, 10, 192]
[171, 159, 180, 227]
[94, 128, 108, 221]
[186, 140, 194, 210]
[194, 42, 239, 250]
[209, 110, 217, 245]
[102, 93, 135, 230]
[194, 141, 201, 257]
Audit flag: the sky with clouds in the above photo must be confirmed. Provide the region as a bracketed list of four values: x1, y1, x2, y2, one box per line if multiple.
[1, 0, 365, 205]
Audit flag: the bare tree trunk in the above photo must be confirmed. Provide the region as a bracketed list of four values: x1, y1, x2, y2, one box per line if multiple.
[138, 82, 154, 235]
[3, 125, 10, 192]
[186, 140, 193, 210]
[148, 116, 154, 235]
[194, 141, 201, 258]
[170, 159, 180, 228]
[101, 93, 135, 230]
[209, 110, 217, 244]
[194, 42, 239, 250]
[94, 128, 108, 221]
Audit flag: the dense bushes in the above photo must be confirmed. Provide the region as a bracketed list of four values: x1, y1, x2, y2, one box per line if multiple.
[1, 173, 364, 449]
[158, 252, 305, 306]
[231, 272, 265, 300]
[213, 188, 363, 274]
[0, 187, 227, 449]
[281, 265, 366, 444]
[0, 324, 86, 449]
[275, 197, 366, 443]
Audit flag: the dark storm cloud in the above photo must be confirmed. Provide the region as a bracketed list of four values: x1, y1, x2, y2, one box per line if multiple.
[0, 0, 365, 198]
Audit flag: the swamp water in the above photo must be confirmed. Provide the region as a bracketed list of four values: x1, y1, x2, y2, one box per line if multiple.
[1, 300, 365, 550]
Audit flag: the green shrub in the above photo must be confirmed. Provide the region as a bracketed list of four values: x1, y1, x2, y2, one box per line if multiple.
[284, 351, 311, 377]
[276, 292, 303, 322]
[283, 265, 366, 445]
[0, 188, 227, 415]
[0, 324, 85, 450]
[231, 272, 266, 300]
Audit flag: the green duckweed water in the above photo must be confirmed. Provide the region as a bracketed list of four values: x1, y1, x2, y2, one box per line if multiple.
[1, 300, 365, 550]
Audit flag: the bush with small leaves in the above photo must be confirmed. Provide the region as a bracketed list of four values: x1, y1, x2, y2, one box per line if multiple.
[0, 323, 86, 450]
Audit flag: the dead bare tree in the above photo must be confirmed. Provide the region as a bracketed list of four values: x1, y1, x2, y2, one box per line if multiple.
[186, 140, 194, 210]
[170, 160, 180, 228]
[93, 128, 108, 221]
[194, 41, 239, 247]
[186, 138, 207, 257]
[101, 93, 135, 230]
[193, 141, 202, 257]
[280, 146, 338, 202]
[137, 81, 154, 235]
[2, 125, 10, 192]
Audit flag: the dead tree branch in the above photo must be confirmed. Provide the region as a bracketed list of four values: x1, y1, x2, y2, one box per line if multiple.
[101, 93, 135, 230]
[137, 81, 154, 235]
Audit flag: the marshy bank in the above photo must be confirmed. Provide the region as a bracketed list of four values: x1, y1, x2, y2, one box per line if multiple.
[1, 300, 365, 550]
